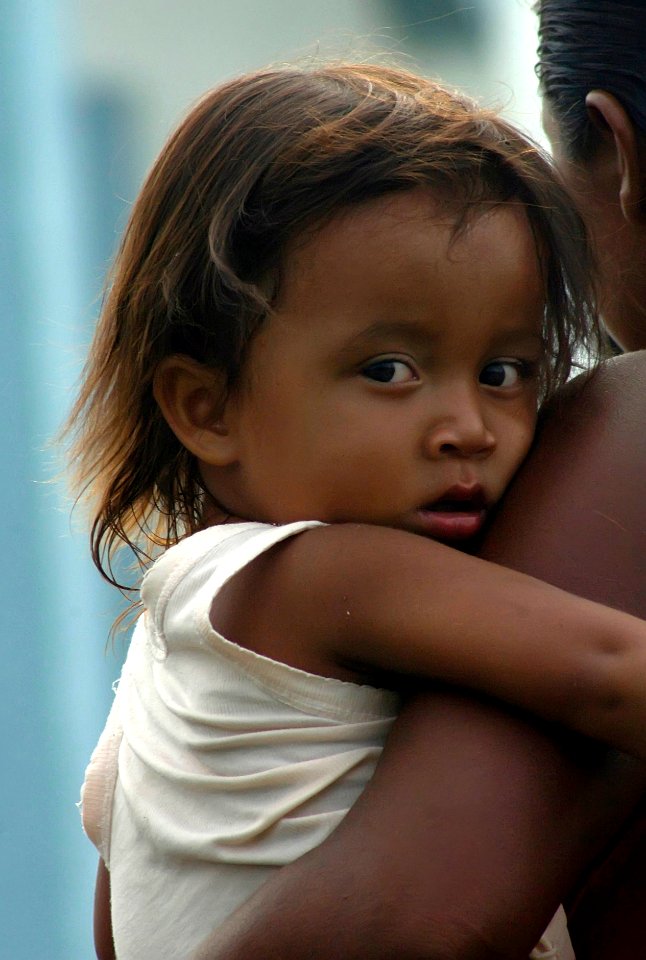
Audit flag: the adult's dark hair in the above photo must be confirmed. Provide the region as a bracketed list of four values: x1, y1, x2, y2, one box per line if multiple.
[536, 0, 646, 160]
[63, 62, 598, 586]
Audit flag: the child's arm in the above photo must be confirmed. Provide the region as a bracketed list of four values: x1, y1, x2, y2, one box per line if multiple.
[214, 517, 646, 760]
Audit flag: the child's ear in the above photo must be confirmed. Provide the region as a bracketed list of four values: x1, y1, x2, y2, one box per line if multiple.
[585, 90, 646, 224]
[153, 355, 239, 465]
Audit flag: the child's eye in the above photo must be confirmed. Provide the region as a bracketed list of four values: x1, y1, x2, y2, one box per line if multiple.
[479, 360, 532, 389]
[361, 358, 417, 384]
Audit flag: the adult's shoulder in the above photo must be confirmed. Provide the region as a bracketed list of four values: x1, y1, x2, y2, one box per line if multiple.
[546, 350, 646, 424]
[482, 351, 646, 613]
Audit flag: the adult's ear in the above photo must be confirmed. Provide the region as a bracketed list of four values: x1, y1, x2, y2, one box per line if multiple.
[585, 89, 646, 224]
[153, 355, 238, 465]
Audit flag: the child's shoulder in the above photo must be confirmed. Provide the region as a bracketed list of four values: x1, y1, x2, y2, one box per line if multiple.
[141, 519, 328, 633]
[207, 521, 453, 682]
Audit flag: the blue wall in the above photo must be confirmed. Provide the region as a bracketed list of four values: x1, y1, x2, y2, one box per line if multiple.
[0, 1, 130, 955]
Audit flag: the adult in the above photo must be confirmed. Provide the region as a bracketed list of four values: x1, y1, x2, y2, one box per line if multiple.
[188, 2, 646, 957]
[539, 0, 646, 355]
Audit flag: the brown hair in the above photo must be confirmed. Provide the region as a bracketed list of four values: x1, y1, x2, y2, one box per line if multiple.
[64, 61, 599, 589]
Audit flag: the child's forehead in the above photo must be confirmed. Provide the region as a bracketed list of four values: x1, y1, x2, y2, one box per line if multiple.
[265, 191, 545, 353]
[281, 190, 537, 290]
[290, 189, 454, 252]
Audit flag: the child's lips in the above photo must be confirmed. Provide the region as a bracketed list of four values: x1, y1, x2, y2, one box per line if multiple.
[414, 506, 487, 540]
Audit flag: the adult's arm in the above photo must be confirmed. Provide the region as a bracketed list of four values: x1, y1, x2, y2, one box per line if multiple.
[94, 858, 115, 960]
[480, 350, 646, 959]
[191, 352, 646, 960]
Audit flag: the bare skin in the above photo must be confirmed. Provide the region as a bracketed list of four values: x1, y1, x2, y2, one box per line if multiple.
[93, 356, 646, 960]
[94, 859, 114, 960]
[189, 351, 646, 960]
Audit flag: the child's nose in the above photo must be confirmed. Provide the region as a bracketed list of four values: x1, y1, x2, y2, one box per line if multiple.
[423, 392, 496, 460]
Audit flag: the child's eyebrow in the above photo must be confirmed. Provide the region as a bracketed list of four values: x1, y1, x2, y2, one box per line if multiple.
[341, 320, 439, 352]
[341, 321, 543, 354]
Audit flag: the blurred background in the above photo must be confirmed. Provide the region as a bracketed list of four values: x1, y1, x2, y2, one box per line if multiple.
[1, 1, 543, 955]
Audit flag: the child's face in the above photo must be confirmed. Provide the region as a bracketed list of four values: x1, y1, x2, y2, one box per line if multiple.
[206, 189, 544, 543]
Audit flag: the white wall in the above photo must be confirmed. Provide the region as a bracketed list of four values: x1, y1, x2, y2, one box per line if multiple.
[70, 0, 544, 183]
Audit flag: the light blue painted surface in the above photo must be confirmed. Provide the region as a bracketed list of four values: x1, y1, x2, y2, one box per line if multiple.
[0, 1, 129, 955]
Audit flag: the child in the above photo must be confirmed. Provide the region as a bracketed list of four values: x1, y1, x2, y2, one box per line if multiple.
[72, 63, 646, 960]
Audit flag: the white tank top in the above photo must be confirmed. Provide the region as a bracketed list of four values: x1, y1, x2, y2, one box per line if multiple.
[81, 521, 400, 959]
